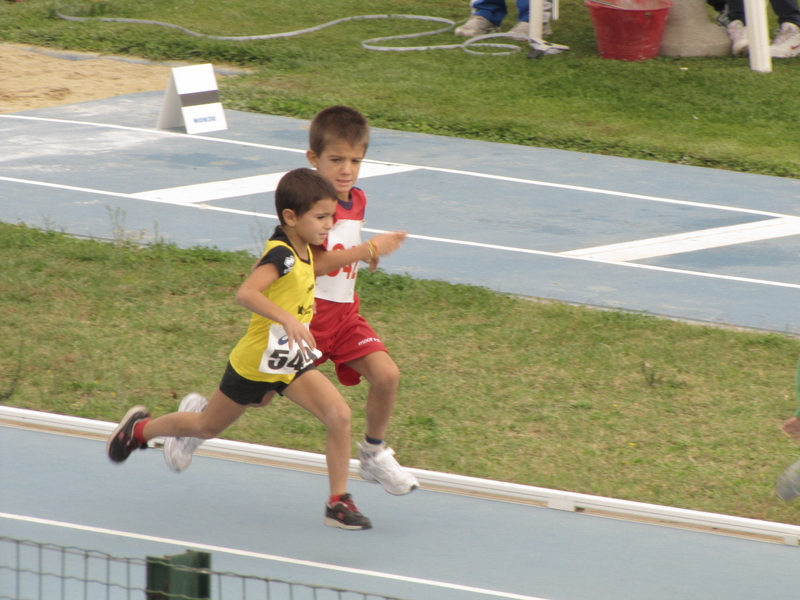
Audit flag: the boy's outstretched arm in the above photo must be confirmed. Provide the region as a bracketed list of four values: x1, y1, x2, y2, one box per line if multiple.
[312, 231, 408, 276]
[236, 263, 316, 351]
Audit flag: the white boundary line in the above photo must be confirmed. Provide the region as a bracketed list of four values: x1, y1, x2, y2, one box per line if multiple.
[0, 512, 549, 600]
[2, 406, 800, 547]
[562, 217, 800, 262]
[4, 172, 800, 291]
[0, 114, 309, 154]
[129, 163, 420, 203]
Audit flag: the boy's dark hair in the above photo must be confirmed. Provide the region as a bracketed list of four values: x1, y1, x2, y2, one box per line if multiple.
[309, 105, 370, 156]
[275, 168, 338, 225]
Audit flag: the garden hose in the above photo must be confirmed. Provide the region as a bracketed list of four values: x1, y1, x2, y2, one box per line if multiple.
[54, 12, 569, 56]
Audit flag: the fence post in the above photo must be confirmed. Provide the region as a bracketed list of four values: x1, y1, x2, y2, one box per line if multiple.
[146, 550, 211, 599]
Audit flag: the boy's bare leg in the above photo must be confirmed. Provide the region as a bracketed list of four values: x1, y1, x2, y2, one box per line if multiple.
[283, 369, 352, 496]
[143, 388, 247, 441]
[285, 370, 372, 530]
[346, 351, 399, 440]
[346, 352, 418, 495]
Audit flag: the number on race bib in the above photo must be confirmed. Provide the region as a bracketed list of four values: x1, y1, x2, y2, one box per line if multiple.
[287, 351, 309, 370]
[266, 348, 312, 371]
[259, 324, 321, 375]
[325, 243, 357, 280]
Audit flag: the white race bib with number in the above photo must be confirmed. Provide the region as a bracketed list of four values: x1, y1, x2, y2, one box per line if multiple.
[258, 323, 322, 375]
[315, 219, 363, 303]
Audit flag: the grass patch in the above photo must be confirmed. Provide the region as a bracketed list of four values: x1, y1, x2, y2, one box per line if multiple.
[2, 0, 800, 177]
[2, 221, 800, 524]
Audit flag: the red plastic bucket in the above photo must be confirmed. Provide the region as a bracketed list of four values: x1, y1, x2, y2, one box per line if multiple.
[585, 0, 673, 61]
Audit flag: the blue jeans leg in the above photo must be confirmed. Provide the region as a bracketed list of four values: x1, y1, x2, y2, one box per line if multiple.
[470, 0, 510, 26]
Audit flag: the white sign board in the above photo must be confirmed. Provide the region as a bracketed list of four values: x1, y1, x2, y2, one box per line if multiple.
[157, 64, 228, 134]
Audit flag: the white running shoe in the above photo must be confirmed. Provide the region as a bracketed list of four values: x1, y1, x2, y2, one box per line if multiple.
[508, 20, 530, 36]
[770, 22, 800, 58]
[163, 393, 208, 473]
[455, 15, 498, 37]
[776, 456, 800, 501]
[358, 442, 419, 495]
[727, 20, 749, 56]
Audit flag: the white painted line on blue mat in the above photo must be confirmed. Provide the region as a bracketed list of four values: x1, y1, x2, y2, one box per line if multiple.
[0, 114, 309, 154]
[3, 173, 800, 291]
[130, 172, 289, 204]
[0, 511, 551, 600]
[129, 163, 420, 204]
[562, 216, 800, 261]
[0, 174, 276, 218]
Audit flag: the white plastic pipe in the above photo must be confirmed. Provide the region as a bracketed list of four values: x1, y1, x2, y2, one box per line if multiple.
[745, 0, 772, 72]
[529, 0, 544, 39]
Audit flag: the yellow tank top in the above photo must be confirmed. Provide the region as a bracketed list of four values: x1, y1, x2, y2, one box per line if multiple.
[229, 228, 316, 383]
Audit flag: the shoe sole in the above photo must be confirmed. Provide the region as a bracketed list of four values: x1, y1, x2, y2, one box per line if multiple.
[178, 393, 207, 412]
[323, 517, 372, 530]
[359, 468, 419, 495]
[164, 394, 207, 472]
[107, 405, 148, 463]
[163, 436, 191, 473]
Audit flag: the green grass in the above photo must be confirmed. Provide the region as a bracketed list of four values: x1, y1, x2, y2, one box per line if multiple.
[2, 0, 800, 177]
[3, 221, 800, 525]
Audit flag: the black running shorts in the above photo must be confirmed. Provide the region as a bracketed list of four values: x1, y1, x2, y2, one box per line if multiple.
[218, 361, 315, 405]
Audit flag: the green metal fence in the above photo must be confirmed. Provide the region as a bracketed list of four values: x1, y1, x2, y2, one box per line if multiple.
[0, 536, 408, 600]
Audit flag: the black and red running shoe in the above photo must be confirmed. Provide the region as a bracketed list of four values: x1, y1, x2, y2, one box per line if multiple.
[324, 494, 372, 530]
[107, 405, 149, 463]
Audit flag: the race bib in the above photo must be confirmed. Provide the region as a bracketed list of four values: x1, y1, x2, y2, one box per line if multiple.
[315, 219, 363, 303]
[258, 323, 322, 375]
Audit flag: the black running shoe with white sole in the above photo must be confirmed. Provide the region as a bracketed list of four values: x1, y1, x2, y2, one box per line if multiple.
[107, 405, 149, 463]
[324, 494, 372, 530]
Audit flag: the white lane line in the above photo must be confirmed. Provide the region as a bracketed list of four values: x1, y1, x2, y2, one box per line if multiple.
[4, 173, 800, 291]
[0, 114, 309, 154]
[130, 172, 287, 204]
[562, 217, 800, 261]
[403, 231, 800, 290]
[0, 175, 276, 218]
[0, 113, 792, 220]
[129, 163, 420, 204]
[0, 512, 551, 600]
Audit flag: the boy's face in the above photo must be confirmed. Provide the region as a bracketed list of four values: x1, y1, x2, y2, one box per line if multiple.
[285, 198, 337, 246]
[306, 140, 367, 203]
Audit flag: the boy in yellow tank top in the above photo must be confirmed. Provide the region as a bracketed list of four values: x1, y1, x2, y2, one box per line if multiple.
[162, 108, 417, 498]
[107, 168, 372, 530]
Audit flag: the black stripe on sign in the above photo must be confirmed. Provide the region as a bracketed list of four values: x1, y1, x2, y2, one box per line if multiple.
[179, 90, 221, 107]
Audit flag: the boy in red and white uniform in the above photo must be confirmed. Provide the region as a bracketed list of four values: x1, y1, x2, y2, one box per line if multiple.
[306, 105, 419, 495]
[162, 107, 417, 497]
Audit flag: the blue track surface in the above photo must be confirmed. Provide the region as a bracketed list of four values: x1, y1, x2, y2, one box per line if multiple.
[2, 425, 800, 600]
